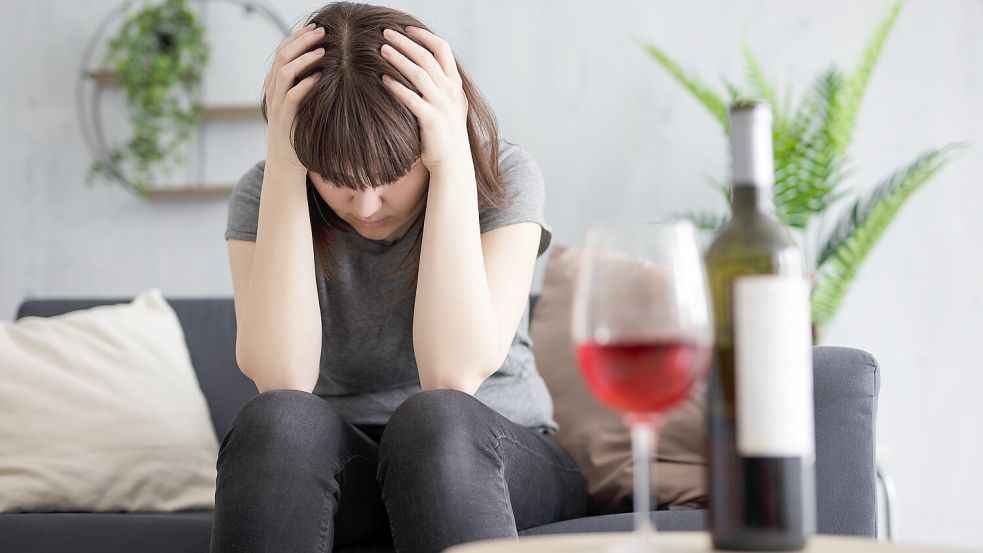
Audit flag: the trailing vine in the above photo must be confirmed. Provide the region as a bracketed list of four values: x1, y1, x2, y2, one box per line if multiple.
[86, 0, 210, 196]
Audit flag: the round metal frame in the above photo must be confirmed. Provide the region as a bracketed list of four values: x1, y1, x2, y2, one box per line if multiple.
[75, 0, 291, 195]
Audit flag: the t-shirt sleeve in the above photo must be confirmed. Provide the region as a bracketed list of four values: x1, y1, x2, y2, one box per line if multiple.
[224, 160, 267, 242]
[479, 140, 553, 257]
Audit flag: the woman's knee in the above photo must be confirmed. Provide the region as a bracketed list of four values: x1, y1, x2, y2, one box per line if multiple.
[218, 389, 347, 468]
[384, 389, 487, 440]
[377, 389, 495, 471]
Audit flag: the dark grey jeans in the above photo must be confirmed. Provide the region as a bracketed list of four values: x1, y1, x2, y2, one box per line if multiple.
[209, 388, 588, 553]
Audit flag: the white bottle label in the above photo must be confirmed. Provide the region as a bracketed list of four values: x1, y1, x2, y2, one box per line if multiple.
[734, 275, 815, 457]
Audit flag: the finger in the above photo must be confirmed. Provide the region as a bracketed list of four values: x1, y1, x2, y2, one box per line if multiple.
[267, 25, 326, 94]
[380, 43, 441, 102]
[382, 74, 433, 123]
[266, 23, 314, 88]
[280, 22, 316, 50]
[278, 25, 325, 69]
[283, 71, 322, 116]
[274, 48, 325, 107]
[404, 26, 459, 80]
[382, 28, 446, 86]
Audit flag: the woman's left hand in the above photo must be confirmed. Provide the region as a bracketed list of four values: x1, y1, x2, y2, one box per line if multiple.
[380, 26, 471, 172]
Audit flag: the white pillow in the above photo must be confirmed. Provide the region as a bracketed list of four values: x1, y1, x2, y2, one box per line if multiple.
[0, 288, 219, 513]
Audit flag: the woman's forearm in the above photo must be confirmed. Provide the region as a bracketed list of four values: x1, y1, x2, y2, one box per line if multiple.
[237, 162, 322, 393]
[413, 154, 500, 394]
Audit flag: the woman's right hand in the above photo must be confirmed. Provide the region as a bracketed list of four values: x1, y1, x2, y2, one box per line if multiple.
[263, 22, 326, 174]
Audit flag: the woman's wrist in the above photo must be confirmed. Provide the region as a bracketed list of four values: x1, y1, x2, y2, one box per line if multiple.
[263, 158, 310, 193]
[265, 150, 308, 179]
[427, 142, 475, 179]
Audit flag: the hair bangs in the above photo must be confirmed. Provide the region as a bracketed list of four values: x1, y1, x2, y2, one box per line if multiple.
[292, 35, 420, 191]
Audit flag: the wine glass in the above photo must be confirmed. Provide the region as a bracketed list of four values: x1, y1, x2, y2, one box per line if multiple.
[572, 219, 713, 552]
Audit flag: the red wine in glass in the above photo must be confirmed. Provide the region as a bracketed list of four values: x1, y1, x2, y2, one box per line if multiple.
[576, 340, 710, 415]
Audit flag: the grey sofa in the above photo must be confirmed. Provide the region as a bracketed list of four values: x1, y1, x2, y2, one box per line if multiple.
[2, 295, 880, 552]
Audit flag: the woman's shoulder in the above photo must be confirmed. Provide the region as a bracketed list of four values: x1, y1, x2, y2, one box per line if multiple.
[480, 138, 552, 254]
[496, 138, 542, 179]
[493, 138, 545, 204]
[233, 160, 267, 196]
[225, 160, 268, 242]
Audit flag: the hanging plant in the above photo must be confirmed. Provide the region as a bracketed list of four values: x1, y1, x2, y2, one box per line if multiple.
[86, 0, 210, 196]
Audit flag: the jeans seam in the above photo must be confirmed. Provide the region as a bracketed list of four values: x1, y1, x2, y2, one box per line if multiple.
[319, 453, 376, 553]
[492, 435, 518, 530]
[378, 476, 403, 552]
[496, 433, 587, 527]
[496, 434, 582, 473]
[318, 483, 331, 553]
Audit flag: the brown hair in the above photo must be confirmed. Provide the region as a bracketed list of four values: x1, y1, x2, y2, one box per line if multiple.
[260, 1, 506, 289]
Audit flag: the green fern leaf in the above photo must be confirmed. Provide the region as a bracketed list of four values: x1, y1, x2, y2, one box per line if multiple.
[643, 42, 730, 132]
[827, 1, 905, 156]
[741, 43, 781, 129]
[721, 76, 753, 106]
[811, 143, 966, 325]
[706, 174, 732, 203]
[683, 211, 730, 232]
[773, 68, 847, 228]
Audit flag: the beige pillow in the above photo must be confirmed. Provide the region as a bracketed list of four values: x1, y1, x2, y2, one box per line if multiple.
[531, 244, 707, 515]
[0, 288, 219, 513]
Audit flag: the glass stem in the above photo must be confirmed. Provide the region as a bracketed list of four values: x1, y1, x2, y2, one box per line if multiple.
[628, 414, 662, 537]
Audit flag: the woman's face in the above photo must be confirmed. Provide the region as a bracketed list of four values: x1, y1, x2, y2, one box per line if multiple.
[310, 160, 429, 242]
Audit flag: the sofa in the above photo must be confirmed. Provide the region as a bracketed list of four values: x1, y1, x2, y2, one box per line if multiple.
[1, 295, 880, 553]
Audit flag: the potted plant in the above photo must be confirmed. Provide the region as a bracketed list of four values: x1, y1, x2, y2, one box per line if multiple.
[86, 0, 210, 197]
[643, 0, 966, 341]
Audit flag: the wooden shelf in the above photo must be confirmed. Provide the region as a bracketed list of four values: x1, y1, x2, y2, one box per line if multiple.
[86, 69, 121, 85]
[86, 68, 258, 200]
[201, 105, 262, 119]
[142, 184, 235, 200]
[86, 68, 202, 86]
[85, 69, 262, 120]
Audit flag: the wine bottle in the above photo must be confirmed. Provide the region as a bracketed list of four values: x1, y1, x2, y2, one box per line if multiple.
[705, 101, 816, 550]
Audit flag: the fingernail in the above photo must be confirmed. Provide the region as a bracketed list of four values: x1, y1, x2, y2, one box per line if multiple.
[305, 23, 316, 30]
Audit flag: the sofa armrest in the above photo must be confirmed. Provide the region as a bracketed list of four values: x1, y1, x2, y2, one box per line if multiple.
[813, 346, 880, 536]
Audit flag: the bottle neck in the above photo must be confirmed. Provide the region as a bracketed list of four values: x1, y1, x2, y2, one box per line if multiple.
[728, 103, 774, 218]
[731, 184, 773, 216]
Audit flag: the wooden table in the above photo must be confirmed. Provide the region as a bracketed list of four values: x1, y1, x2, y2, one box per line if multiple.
[444, 532, 975, 553]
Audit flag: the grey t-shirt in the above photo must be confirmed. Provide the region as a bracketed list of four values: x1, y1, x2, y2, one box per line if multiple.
[225, 139, 559, 434]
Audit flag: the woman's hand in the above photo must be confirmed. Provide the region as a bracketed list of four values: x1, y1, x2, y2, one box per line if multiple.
[263, 23, 326, 175]
[380, 26, 471, 172]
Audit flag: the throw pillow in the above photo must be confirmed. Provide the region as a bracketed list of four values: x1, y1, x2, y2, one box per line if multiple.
[0, 288, 219, 513]
[531, 244, 707, 515]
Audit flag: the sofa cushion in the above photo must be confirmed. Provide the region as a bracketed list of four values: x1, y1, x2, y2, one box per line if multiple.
[519, 509, 707, 535]
[0, 508, 704, 553]
[16, 296, 257, 439]
[0, 289, 219, 513]
[0, 511, 213, 553]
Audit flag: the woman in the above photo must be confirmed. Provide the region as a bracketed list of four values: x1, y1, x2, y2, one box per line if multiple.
[211, 2, 588, 552]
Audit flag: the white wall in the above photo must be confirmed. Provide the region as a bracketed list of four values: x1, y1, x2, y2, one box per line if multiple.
[2, 0, 980, 548]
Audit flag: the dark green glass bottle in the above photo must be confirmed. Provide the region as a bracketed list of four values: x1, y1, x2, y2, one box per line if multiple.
[705, 101, 816, 550]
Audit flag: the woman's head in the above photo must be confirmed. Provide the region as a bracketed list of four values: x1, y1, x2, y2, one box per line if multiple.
[260, 2, 506, 280]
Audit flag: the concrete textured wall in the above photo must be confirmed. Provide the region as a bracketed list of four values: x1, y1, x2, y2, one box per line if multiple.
[1, 1, 980, 548]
